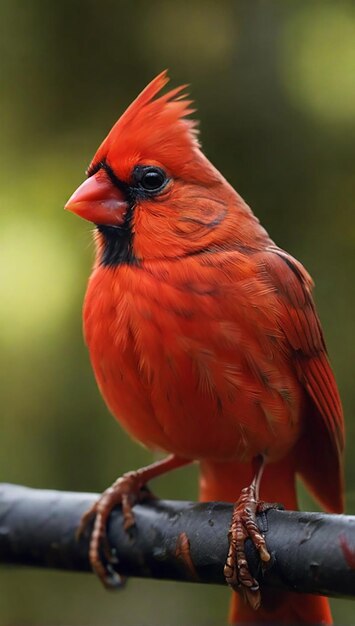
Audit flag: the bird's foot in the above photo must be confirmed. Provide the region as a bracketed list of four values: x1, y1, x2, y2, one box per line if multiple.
[224, 484, 279, 610]
[77, 472, 154, 589]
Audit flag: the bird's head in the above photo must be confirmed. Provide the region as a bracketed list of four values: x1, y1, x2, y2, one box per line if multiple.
[65, 71, 264, 266]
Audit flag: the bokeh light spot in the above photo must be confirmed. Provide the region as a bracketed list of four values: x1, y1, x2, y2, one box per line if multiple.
[0, 216, 78, 347]
[282, 4, 355, 123]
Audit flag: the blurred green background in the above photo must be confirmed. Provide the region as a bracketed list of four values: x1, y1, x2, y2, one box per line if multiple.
[1, 0, 355, 624]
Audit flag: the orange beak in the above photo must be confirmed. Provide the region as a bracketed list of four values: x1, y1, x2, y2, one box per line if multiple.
[65, 170, 129, 226]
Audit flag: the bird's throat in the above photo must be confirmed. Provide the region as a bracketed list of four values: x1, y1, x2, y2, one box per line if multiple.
[96, 223, 137, 267]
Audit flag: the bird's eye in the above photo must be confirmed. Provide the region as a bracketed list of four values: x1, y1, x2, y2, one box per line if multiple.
[135, 166, 168, 193]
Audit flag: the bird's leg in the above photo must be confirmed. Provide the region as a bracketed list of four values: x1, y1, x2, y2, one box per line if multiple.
[224, 455, 280, 610]
[77, 454, 191, 589]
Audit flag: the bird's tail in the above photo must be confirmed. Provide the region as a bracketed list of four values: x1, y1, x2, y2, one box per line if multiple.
[199, 458, 332, 625]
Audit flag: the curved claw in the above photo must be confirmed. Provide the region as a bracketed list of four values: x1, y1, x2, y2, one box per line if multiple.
[77, 456, 189, 589]
[224, 482, 279, 610]
[102, 563, 126, 590]
[76, 504, 97, 541]
[241, 586, 262, 612]
[77, 473, 154, 588]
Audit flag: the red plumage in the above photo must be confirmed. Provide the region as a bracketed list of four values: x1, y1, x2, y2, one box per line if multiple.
[66, 72, 344, 624]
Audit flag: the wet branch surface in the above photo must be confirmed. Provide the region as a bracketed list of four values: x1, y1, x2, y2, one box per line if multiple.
[1, 483, 355, 598]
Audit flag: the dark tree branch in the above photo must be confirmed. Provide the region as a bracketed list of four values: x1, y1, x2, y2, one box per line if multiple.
[1, 483, 355, 598]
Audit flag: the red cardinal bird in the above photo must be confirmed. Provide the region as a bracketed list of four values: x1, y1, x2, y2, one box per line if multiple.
[65, 72, 344, 624]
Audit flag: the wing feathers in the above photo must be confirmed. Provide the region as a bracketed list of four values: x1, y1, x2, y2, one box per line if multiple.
[260, 247, 344, 511]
